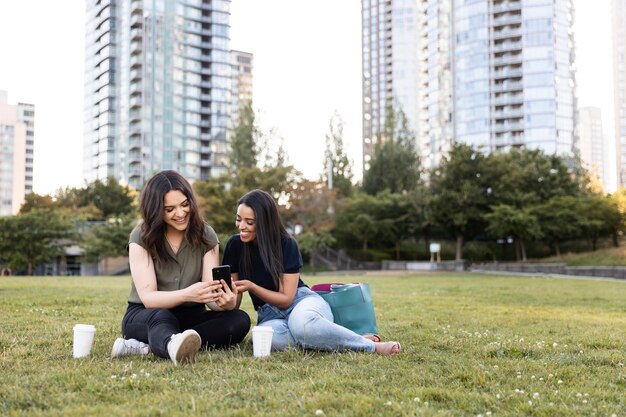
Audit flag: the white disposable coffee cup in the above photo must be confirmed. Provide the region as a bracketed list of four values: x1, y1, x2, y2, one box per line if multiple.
[73, 324, 96, 358]
[251, 325, 274, 358]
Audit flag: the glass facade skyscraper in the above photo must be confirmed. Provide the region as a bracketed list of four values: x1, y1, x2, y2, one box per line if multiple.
[84, 0, 232, 189]
[362, 0, 577, 172]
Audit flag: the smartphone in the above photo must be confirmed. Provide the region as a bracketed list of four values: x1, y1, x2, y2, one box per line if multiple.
[212, 265, 232, 291]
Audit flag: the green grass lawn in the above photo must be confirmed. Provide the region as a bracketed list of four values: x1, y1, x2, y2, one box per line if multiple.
[1, 273, 625, 416]
[538, 245, 626, 266]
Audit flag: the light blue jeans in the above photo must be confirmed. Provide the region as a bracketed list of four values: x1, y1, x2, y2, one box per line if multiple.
[257, 287, 376, 353]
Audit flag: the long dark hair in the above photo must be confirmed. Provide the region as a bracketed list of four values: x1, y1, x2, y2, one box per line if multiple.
[139, 170, 214, 265]
[238, 189, 291, 288]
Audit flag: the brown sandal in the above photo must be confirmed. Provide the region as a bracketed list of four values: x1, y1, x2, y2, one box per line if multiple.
[362, 333, 382, 342]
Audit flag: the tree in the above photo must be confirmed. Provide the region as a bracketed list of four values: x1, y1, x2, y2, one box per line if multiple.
[193, 176, 245, 236]
[229, 101, 258, 172]
[484, 204, 542, 261]
[296, 231, 336, 271]
[577, 193, 621, 250]
[428, 143, 489, 260]
[81, 177, 137, 219]
[322, 112, 354, 198]
[532, 196, 582, 257]
[362, 105, 422, 195]
[0, 209, 75, 275]
[371, 191, 417, 260]
[333, 193, 381, 257]
[484, 148, 583, 209]
[285, 179, 337, 233]
[19, 193, 59, 212]
[81, 213, 138, 262]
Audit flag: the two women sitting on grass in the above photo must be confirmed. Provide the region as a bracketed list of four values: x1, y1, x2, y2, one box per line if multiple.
[111, 171, 400, 364]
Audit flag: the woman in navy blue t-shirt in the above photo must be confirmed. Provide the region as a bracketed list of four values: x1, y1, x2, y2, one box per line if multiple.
[222, 189, 400, 355]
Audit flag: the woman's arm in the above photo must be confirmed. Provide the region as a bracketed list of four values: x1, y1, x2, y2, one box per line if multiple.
[234, 273, 300, 309]
[129, 242, 221, 309]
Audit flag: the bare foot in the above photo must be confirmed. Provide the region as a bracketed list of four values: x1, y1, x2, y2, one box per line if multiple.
[374, 341, 401, 355]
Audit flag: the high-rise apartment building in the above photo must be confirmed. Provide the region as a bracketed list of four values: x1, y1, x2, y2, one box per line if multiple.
[0, 90, 34, 216]
[230, 50, 253, 126]
[612, 0, 626, 187]
[578, 107, 609, 189]
[84, 0, 233, 189]
[362, 0, 577, 171]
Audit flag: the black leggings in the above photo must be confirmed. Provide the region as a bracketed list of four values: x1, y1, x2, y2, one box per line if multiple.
[121, 302, 251, 358]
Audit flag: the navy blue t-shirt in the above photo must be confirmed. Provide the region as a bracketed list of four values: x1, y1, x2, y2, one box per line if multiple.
[222, 234, 306, 310]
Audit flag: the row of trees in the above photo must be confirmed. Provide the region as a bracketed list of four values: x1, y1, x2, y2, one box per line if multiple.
[2, 103, 625, 274]
[0, 178, 136, 274]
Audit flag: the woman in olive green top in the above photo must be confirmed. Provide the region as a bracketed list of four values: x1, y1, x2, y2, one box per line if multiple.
[111, 170, 250, 365]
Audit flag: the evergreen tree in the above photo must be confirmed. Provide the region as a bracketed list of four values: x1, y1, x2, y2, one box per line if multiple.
[322, 112, 354, 198]
[229, 101, 258, 171]
[362, 105, 421, 195]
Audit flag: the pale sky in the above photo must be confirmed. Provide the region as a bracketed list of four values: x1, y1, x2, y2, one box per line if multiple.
[0, 0, 615, 195]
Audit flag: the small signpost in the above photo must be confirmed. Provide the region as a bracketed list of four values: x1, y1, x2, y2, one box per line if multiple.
[429, 242, 441, 263]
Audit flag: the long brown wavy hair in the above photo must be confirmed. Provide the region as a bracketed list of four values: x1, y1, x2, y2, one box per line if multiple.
[138, 170, 215, 265]
[237, 189, 292, 289]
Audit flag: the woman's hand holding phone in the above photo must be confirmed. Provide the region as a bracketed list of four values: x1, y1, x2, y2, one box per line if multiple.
[214, 279, 238, 310]
[211, 265, 237, 310]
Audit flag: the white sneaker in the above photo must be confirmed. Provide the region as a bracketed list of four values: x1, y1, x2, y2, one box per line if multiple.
[111, 338, 150, 358]
[167, 330, 201, 365]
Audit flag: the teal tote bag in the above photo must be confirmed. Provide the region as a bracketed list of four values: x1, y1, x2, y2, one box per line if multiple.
[313, 283, 379, 336]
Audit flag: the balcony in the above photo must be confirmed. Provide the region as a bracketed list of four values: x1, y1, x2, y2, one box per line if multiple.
[130, 56, 142, 69]
[492, 27, 521, 40]
[130, 28, 142, 42]
[492, 1, 521, 14]
[128, 109, 141, 123]
[129, 96, 142, 109]
[494, 122, 524, 132]
[493, 41, 522, 53]
[491, 13, 522, 27]
[492, 54, 522, 66]
[495, 133, 524, 145]
[493, 81, 523, 93]
[130, 68, 141, 82]
[493, 93, 523, 106]
[128, 137, 142, 151]
[493, 108, 524, 119]
[130, 0, 142, 15]
[493, 67, 523, 79]
[130, 14, 143, 28]
[130, 82, 142, 95]
[128, 152, 142, 164]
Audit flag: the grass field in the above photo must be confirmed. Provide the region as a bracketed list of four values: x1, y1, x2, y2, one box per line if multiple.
[1, 272, 625, 416]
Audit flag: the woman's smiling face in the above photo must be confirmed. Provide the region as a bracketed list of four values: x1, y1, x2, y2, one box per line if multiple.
[163, 190, 190, 232]
[235, 203, 256, 243]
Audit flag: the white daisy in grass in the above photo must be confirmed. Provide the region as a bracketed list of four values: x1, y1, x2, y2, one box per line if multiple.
[315, 410, 324, 416]
[533, 392, 539, 399]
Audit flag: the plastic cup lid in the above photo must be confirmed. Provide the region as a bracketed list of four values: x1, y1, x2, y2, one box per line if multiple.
[73, 324, 96, 331]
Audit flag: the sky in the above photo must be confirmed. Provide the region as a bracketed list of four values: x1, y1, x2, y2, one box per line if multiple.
[0, 0, 615, 195]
